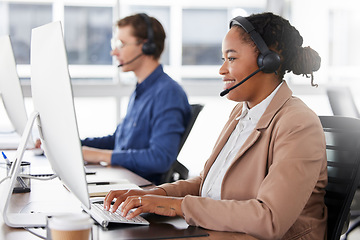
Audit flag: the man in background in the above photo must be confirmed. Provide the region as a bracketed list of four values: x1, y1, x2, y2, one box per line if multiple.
[81, 13, 191, 185]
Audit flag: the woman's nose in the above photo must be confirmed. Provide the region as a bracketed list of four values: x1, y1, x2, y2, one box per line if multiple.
[219, 62, 228, 75]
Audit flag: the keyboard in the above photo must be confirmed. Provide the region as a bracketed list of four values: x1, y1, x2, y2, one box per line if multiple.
[87, 202, 149, 228]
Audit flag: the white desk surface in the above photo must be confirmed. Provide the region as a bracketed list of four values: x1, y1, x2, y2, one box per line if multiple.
[0, 150, 255, 240]
[0, 132, 22, 150]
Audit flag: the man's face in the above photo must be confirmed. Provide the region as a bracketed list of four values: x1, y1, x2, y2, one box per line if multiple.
[110, 26, 143, 72]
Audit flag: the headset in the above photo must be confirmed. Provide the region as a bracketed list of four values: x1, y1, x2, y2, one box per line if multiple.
[220, 16, 281, 97]
[230, 16, 280, 73]
[139, 13, 156, 55]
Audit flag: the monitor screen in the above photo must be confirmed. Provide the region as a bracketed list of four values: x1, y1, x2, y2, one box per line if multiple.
[30, 21, 90, 210]
[1, 21, 90, 228]
[0, 35, 34, 148]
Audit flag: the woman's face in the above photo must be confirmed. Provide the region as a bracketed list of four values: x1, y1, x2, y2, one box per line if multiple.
[219, 27, 262, 105]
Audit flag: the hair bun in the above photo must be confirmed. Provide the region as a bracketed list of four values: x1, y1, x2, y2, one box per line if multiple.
[292, 46, 321, 75]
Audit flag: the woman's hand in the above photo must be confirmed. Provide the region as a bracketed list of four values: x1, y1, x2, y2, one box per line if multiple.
[120, 195, 184, 220]
[103, 188, 167, 212]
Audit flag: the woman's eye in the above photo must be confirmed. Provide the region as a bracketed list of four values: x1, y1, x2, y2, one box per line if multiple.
[221, 57, 236, 62]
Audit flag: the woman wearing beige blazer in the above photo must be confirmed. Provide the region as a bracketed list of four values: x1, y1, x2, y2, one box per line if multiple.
[104, 12, 327, 240]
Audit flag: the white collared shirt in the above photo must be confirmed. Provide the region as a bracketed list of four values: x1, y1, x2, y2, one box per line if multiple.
[201, 82, 283, 200]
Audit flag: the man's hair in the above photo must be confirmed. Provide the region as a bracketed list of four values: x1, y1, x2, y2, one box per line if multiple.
[116, 13, 166, 60]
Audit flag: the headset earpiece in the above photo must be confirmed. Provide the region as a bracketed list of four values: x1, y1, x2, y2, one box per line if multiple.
[139, 13, 156, 55]
[257, 51, 280, 73]
[142, 41, 156, 55]
[230, 16, 280, 74]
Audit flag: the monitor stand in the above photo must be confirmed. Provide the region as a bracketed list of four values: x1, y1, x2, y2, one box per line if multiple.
[0, 112, 77, 228]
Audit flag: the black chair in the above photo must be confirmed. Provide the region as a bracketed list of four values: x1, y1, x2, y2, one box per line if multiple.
[319, 116, 360, 240]
[327, 87, 360, 238]
[159, 104, 204, 184]
[326, 87, 360, 118]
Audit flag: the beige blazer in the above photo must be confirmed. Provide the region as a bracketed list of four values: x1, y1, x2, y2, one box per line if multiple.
[159, 82, 327, 240]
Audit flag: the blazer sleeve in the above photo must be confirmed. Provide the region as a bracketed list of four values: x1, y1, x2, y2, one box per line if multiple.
[158, 174, 203, 197]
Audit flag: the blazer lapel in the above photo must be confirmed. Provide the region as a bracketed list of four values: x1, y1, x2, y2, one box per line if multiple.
[225, 81, 293, 171]
[200, 81, 293, 190]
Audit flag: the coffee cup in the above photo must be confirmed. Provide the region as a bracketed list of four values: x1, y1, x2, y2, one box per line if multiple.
[48, 213, 93, 240]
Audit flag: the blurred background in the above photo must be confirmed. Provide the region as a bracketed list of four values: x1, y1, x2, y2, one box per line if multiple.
[0, 0, 359, 177]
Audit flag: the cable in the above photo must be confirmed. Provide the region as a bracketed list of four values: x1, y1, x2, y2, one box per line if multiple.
[19, 174, 57, 181]
[23, 227, 46, 239]
[0, 174, 57, 185]
[0, 130, 16, 134]
[0, 176, 10, 184]
[0, 162, 8, 169]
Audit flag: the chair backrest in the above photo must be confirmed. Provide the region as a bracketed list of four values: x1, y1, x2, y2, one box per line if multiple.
[319, 116, 360, 240]
[178, 104, 204, 154]
[159, 104, 204, 184]
[326, 87, 360, 118]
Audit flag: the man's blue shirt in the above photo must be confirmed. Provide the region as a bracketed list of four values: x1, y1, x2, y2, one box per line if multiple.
[81, 65, 191, 184]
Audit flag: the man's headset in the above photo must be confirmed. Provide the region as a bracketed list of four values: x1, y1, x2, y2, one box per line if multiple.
[139, 13, 156, 55]
[117, 13, 156, 67]
[220, 16, 281, 97]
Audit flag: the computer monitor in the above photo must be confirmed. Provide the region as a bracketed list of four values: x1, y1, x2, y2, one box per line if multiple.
[1, 21, 90, 227]
[0, 35, 34, 148]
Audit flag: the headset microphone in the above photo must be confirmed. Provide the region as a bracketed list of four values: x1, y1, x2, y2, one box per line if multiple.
[117, 53, 143, 67]
[220, 67, 263, 97]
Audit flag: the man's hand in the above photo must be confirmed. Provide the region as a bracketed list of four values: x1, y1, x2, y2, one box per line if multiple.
[82, 146, 112, 164]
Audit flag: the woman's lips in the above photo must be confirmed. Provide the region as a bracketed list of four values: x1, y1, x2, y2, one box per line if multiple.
[223, 79, 236, 90]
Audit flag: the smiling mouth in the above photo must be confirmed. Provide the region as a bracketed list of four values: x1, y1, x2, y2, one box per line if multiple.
[223, 79, 236, 89]
[224, 80, 235, 84]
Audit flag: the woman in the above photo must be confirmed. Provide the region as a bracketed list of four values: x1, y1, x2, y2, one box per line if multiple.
[104, 12, 327, 240]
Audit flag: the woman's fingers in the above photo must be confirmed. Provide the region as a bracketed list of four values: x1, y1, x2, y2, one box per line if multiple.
[104, 189, 126, 211]
[120, 195, 183, 219]
[104, 189, 148, 212]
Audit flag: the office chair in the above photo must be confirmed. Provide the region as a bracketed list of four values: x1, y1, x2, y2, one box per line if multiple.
[326, 87, 360, 237]
[319, 116, 360, 240]
[159, 104, 204, 184]
[326, 86, 360, 118]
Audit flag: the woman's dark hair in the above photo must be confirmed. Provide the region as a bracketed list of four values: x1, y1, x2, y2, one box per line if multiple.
[234, 12, 321, 86]
[116, 14, 165, 60]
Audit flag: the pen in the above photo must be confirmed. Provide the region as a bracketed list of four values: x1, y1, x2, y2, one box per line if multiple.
[1, 151, 10, 165]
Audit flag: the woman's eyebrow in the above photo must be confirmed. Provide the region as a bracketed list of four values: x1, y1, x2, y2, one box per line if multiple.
[225, 49, 237, 54]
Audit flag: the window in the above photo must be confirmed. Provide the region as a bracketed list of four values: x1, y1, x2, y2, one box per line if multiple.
[329, 9, 360, 67]
[9, 3, 52, 64]
[64, 6, 113, 65]
[182, 9, 227, 66]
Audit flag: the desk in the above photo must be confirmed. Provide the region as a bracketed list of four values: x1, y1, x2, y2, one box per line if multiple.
[0, 132, 22, 150]
[0, 150, 256, 240]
